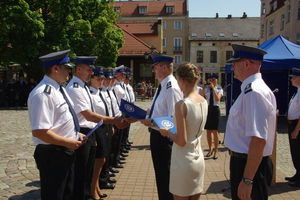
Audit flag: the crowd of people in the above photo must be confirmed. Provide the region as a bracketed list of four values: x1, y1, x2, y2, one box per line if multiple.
[26, 44, 281, 200]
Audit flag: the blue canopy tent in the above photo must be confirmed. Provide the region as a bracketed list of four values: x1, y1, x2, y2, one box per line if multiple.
[225, 35, 300, 115]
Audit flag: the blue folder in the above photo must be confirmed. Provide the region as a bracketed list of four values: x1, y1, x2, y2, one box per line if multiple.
[83, 120, 103, 141]
[152, 116, 176, 134]
[119, 99, 147, 119]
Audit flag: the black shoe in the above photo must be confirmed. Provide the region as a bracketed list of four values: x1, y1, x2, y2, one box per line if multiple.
[119, 156, 126, 160]
[108, 178, 117, 183]
[113, 163, 124, 168]
[124, 146, 131, 150]
[118, 160, 126, 164]
[110, 167, 119, 173]
[127, 140, 133, 144]
[121, 153, 128, 157]
[213, 156, 218, 160]
[289, 180, 300, 187]
[99, 194, 107, 198]
[285, 175, 300, 182]
[109, 171, 116, 177]
[121, 149, 129, 154]
[99, 182, 115, 190]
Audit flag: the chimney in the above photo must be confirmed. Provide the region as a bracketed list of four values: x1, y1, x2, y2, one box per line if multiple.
[227, 14, 232, 19]
[216, 13, 219, 18]
[242, 12, 247, 18]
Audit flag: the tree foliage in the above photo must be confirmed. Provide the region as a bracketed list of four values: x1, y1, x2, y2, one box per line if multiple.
[0, 0, 124, 81]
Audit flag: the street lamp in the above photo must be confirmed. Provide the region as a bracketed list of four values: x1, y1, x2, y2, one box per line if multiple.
[150, 46, 156, 53]
[144, 52, 149, 59]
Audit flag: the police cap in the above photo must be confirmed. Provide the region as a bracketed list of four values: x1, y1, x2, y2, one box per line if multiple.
[226, 44, 267, 63]
[289, 67, 300, 77]
[39, 49, 75, 68]
[75, 56, 98, 69]
[93, 66, 104, 78]
[151, 52, 174, 67]
[115, 65, 127, 74]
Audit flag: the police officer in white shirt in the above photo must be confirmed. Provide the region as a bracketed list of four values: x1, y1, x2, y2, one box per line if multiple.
[66, 57, 128, 200]
[285, 68, 300, 187]
[125, 69, 135, 104]
[28, 50, 85, 200]
[224, 44, 276, 200]
[126, 52, 183, 200]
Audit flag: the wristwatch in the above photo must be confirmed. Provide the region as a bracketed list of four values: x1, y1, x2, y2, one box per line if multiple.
[242, 177, 253, 186]
[151, 119, 154, 127]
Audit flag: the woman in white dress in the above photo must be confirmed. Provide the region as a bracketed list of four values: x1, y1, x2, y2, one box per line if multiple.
[159, 62, 207, 200]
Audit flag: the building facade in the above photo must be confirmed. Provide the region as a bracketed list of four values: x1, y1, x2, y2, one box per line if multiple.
[260, 0, 300, 44]
[189, 15, 260, 87]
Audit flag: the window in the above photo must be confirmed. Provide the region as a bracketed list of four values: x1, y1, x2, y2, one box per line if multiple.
[197, 51, 203, 63]
[114, 7, 120, 12]
[226, 51, 233, 61]
[205, 33, 211, 37]
[174, 38, 182, 52]
[219, 33, 225, 37]
[191, 33, 196, 37]
[139, 7, 147, 14]
[269, 20, 274, 35]
[140, 64, 153, 78]
[280, 15, 285, 30]
[298, 1, 300, 19]
[232, 33, 238, 37]
[163, 38, 166, 47]
[166, 6, 174, 13]
[174, 21, 182, 30]
[174, 55, 182, 64]
[261, 24, 265, 38]
[262, 3, 266, 14]
[163, 21, 166, 30]
[210, 51, 217, 63]
[287, 5, 291, 22]
[273, 1, 277, 10]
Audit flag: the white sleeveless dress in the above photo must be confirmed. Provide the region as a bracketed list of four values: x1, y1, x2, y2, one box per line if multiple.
[169, 98, 208, 196]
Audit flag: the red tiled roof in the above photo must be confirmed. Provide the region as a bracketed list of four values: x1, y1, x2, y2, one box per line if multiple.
[116, 24, 154, 56]
[111, 1, 187, 16]
[117, 22, 158, 35]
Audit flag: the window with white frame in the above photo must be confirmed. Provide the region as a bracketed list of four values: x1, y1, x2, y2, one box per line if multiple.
[174, 38, 182, 51]
[280, 15, 285, 30]
[139, 7, 146, 14]
[174, 21, 182, 30]
[163, 21, 166, 30]
[269, 20, 274, 35]
[174, 55, 182, 64]
[166, 6, 174, 13]
[262, 3, 266, 14]
[287, 5, 291, 22]
[163, 38, 166, 47]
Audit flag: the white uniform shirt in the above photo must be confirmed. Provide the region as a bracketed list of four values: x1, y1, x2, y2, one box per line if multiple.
[224, 73, 277, 156]
[114, 81, 129, 105]
[149, 75, 183, 119]
[90, 86, 106, 116]
[204, 85, 223, 106]
[108, 86, 122, 117]
[126, 83, 135, 103]
[28, 75, 78, 145]
[100, 86, 113, 117]
[66, 76, 96, 129]
[288, 87, 300, 120]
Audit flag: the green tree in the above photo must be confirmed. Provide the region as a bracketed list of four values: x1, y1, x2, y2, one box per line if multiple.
[0, 0, 124, 81]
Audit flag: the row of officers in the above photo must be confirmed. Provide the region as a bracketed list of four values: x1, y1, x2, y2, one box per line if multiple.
[27, 49, 135, 200]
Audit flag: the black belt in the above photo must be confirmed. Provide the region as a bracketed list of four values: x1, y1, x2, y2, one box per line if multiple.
[148, 127, 160, 133]
[288, 119, 298, 124]
[228, 149, 248, 159]
[37, 144, 74, 153]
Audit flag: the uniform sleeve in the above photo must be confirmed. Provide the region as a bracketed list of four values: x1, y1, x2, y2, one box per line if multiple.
[166, 87, 182, 116]
[67, 88, 90, 114]
[29, 93, 55, 130]
[243, 92, 272, 139]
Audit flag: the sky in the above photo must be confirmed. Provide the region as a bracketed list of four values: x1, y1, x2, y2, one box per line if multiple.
[188, 0, 261, 18]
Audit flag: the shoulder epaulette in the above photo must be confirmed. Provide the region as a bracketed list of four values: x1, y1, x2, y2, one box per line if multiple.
[244, 83, 253, 94]
[43, 85, 51, 94]
[73, 82, 78, 88]
[166, 81, 172, 89]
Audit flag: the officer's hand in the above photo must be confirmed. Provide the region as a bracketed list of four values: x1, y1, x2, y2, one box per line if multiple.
[159, 127, 169, 137]
[114, 117, 129, 129]
[112, 127, 115, 136]
[139, 118, 151, 127]
[291, 130, 299, 139]
[238, 180, 252, 200]
[66, 137, 86, 150]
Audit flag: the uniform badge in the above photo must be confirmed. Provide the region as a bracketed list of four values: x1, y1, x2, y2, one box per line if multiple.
[43, 85, 51, 94]
[124, 103, 135, 113]
[166, 81, 172, 89]
[244, 83, 253, 94]
[73, 82, 78, 88]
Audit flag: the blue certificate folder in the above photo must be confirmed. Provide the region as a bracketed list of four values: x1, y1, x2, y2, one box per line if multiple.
[119, 99, 147, 119]
[152, 116, 176, 134]
[83, 120, 103, 141]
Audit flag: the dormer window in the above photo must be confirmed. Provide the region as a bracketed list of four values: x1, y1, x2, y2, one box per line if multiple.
[233, 33, 238, 37]
[114, 7, 120, 13]
[166, 6, 174, 13]
[139, 7, 147, 14]
[206, 33, 211, 37]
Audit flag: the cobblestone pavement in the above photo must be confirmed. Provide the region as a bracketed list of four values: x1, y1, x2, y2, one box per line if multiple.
[0, 100, 298, 199]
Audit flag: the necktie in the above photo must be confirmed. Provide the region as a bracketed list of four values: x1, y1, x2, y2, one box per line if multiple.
[99, 91, 109, 116]
[107, 91, 115, 117]
[59, 86, 80, 134]
[149, 84, 161, 118]
[84, 84, 94, 112]
[209, 88, 214, 107]
[112, 89, 120, 107]
[126, 87, 131, 102]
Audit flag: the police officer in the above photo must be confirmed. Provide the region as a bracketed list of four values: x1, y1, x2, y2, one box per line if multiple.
[285, 67, 300, 187]
[126, 52, 183, 200]
[27, 50, 85, 200]
[224, 44, 276, 200]
[66, 57, 128, 200]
